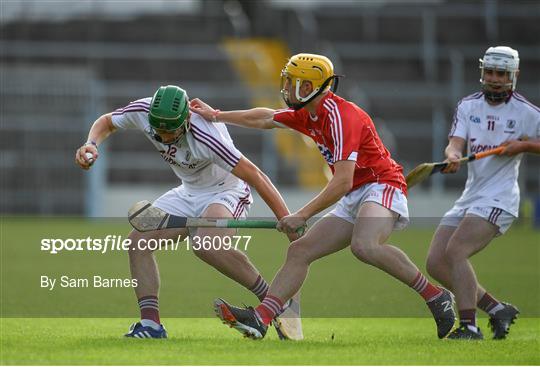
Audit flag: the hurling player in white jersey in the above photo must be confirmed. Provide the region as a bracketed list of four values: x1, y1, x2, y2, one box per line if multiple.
[426, 46, 540, 340]
[75, 85, 300, 339]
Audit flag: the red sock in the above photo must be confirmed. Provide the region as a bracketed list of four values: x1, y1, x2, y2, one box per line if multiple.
[255, 295, 283, 325]
[410, 272, 442, 301]
[138, 295, 160, 324]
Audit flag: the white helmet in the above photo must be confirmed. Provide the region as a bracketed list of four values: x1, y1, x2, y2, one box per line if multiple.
[479, 46, 520, 102]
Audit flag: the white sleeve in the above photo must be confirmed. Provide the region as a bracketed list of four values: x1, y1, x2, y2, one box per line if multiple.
[110, 98, 151, 130]
[448, 101, 468, 139]
[190, 122, 242, 172]
[521, 104, 540, 140]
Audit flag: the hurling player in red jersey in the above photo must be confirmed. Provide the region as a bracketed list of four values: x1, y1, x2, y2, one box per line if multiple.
[190, 53, 455, 339]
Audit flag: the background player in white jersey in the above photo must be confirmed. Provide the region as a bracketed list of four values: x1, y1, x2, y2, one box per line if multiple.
[426, 46, 540, 340]
[75, 85, 300, 339]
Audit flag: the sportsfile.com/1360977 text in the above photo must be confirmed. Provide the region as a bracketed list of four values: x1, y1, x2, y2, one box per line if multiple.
[40, 235, 252, 254]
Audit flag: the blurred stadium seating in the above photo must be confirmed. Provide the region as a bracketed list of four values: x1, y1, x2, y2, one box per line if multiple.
[1, 0, 538, 216]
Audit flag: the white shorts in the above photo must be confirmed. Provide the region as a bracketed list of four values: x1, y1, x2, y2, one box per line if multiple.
[440, 206, 515, 235]
[329, 183, 409, 230]
[153, 182, 252, 220]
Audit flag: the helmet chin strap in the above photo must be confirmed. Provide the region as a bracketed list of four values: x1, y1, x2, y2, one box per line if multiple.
[153, 126, 186, 145]
[287, 75, 342, 111]
[482, 86, 513, 103]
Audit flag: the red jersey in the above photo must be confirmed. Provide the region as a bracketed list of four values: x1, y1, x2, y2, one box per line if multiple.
[273, 92, 407, 195]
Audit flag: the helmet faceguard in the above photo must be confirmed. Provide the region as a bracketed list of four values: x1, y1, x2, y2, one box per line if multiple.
[149, 85, 190, 144]
[151, 122, 190, 145]
[280, 53, 341, 110]
[479, 46, 519, 103]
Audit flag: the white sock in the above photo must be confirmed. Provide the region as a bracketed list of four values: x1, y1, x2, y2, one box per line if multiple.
[488, 303, 505, 315]
[466, 324, 479, 333]
[141, 319, 161, 330]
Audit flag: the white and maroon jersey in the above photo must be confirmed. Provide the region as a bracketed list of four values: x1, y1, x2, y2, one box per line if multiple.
[111, 98, 244, 193]
[449, 91, 540, 216]
[273, 92, 407, 194]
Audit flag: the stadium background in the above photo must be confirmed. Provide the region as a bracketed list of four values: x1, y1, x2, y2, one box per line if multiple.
[1, 0, 539, 220]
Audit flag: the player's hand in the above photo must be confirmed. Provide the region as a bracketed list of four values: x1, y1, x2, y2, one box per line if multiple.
[500, 140, 526, 156]
[277, 213, 307, 234]
[285, 230, 302, 242]
[441, 152, 462, 174]
[75, 143, 98, 170]
[189, 98, 217, 122]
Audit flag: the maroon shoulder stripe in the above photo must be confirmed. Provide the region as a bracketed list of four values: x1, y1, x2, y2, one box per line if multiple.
[513, 93, 540, 114]
[450, 92, 483, 136]
[190, 124, 240, 164]
[112, 107, 149, 116]
[462, 91, 483, 101]
[190, 133, 238, 167]
[114, 102, 151, 113]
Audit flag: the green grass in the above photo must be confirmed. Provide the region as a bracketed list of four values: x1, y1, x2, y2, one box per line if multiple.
[1, 318, 539, 365]
[1, 218, 539, 364]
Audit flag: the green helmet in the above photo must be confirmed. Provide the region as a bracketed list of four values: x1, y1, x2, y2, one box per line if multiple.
[149, 85, 189, 131]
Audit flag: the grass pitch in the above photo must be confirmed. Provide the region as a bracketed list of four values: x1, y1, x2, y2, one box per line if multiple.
[1, 318, 539, 365]
[1, 218, 539, 364]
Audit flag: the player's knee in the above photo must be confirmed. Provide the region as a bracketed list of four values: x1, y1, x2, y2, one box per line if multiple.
[350, 241, 378, 265]
[127, 230, 153, 254]
[286, 239, 312, 265]
[426, 254, 445, 280]
[444, 243, 468, 263]
[192, 246, 218, 262]
[127, 230, 143, 251]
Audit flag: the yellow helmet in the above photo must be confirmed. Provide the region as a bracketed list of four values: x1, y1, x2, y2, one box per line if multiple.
[280, 53, 338, 110]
